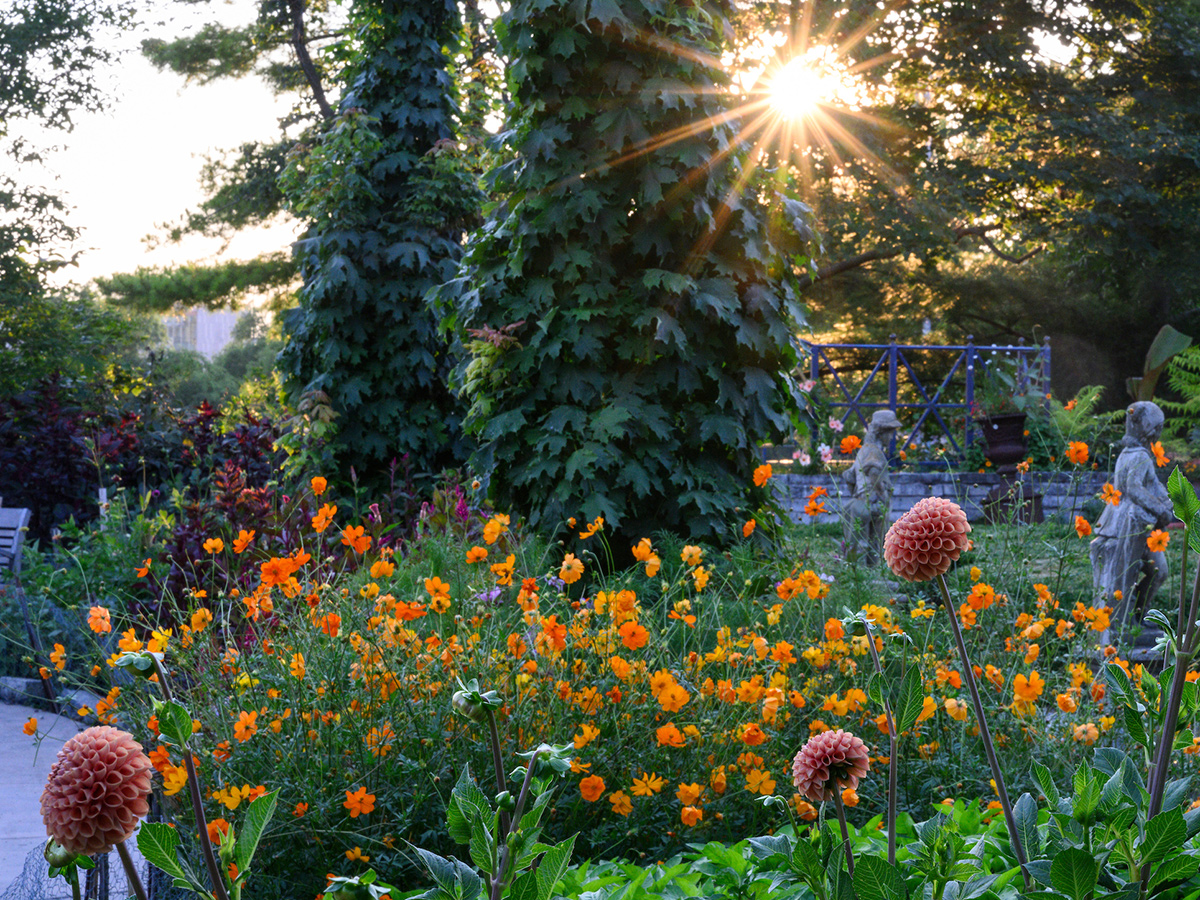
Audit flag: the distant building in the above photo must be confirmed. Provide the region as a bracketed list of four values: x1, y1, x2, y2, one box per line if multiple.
[163, 308, 239, 359]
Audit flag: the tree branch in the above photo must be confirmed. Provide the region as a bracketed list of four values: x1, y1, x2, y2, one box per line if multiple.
[287, 0, 334, 120]
[953, 224, 1043, 263]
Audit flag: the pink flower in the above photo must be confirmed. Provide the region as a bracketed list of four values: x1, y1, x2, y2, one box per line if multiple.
[791, 729, 870, 802]
[884, 497, 972, 582]
[820, 447, 833, 464]
[41, 726, 153, 855]
[828, 417, 844, 432]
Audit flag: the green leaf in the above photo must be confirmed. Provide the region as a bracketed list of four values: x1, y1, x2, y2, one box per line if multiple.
[153, 699, 193, 749]
[1032, 761, 1060, 806]
[233, 789, 277, 873]
[1149, 854, 1200, 891]
[1106, 662, 1135, 705]
[1013, 792, 1041, 857]
[136, 822, 191, 883]
[1049, 847, 1097, 900]
[749, 834, 792, 859]
[852, 854, 907, 900]
[791, 835, 824, 882]
[468, 816, 495, 877]
[1141, 807, 1187, 865]
[1168, 467, 1200, 523]
[534, 834, 576, 900]
[1124, 705, 1150, 748]
[896, 665, 924, 734]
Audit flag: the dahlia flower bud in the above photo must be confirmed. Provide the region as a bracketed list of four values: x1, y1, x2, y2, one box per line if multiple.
[41, 726, 153, 855]
[883, 497, 972, 582]
[791, 729, 870, 803]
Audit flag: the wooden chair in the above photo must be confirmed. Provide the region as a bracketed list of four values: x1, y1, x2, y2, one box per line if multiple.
[0, 507, 31, 575]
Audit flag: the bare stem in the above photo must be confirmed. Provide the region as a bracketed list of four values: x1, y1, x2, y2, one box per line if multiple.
[491, 751, 542, 900]
[863, 617, 898, 866]
[116, 841, 149, 900]
[936, 574, 1031, 890]
[831, 791, 855, 877]
[486, 708, 511, 836]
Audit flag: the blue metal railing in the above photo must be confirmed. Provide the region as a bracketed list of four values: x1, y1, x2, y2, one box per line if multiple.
[801, 336, 1052, 460]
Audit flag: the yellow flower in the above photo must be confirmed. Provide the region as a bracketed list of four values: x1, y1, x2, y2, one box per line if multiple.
[609, 790, 632, 816]
[631, 772, 664, 796]
[680, 545, 703, 566]
[203, 537, 224, 554]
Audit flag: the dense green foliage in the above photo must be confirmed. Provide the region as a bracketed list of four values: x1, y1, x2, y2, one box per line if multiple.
[442, 0, 811, 540]
[95, 254, 296, 312]
[279, 1, 479, 490]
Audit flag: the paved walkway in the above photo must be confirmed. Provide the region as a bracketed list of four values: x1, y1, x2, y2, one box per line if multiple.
[0, 700, 80, 893]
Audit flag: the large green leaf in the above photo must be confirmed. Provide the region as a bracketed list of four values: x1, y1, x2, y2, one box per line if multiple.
[896, 665, 925, 734]
[852, 854, 907, 900]
[1049, 847, 1097, 900]
[136, 822, 192, 884]
[1141, 807, 1187, 865]
[1013, 792, 1041, 858]
[233, 789, 278, 873]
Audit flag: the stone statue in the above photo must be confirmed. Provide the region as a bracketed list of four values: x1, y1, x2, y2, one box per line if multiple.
[1089, 401, 1175, 622]
[843, 410, 903, 565]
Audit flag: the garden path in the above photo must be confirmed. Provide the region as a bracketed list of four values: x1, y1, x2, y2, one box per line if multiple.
[0, 699, 79, 894]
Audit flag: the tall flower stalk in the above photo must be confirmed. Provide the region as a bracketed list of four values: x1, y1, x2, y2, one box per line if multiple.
[884, 497, 1031, 889]
[861, 615, 898, 865]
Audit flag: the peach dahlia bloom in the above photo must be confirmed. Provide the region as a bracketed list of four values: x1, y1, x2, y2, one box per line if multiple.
[884, 497, 972, 582]
[791, 729, 870, 803]
[41, 726, 153, 855]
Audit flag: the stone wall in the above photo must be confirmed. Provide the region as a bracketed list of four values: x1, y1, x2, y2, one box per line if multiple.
[781, 470, 1111, 525]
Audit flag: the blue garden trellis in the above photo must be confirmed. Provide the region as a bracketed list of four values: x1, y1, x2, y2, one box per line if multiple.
[801, 336, 1052, 460]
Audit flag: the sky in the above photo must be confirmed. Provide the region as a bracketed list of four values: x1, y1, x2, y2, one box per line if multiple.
[33, 0, 301, 288]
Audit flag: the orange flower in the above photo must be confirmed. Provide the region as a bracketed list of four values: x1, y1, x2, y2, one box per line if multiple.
[203, 537, 224, 554]
[1101, 483, 1121, 506]
[191, 608, 213, 632]
[207, 818, 231, 844]
[1147, 530, 1170, 552]
[491, 553, 516, 586]
[1152, 441, 1169, 467]
[753, 464, 772, 487]
[135, 558, 151, 578]
[260, 556, 297, 587]
[312, 503, 337, 532]
[1056, 692, 1077, 713]
[742, 519, 756, 538]
[233, 710, 258, 742]
[740, 723, 768, 746]
[1066, 442, 1088, 465]
[344, 786, 376, 818]
[370, 559, 395, 579]
[345, 847, 369, 863]
[656, 723, 685, 747]
[87, 606, 112, 634]
[681, 806, 703, 826]
[579, 775, 605, 802]
[311, 476, 328, 495]
[609, 790, 632, 816]
[631, 772, 664, 796]
[657, 683, 690, 713]
[232, 529, 255, 553]
[680, 545, 703, 566]
[289, 653, 306, 679]
[466, 546, 488, 563]
[745, 769, 776, 795]
[1075, 516, 1092, 538]
[618, 621, 648, 650]
[804, 499, 826, 517]
[675, 782, 703, 805]
[293, 802, 308, 817]
[23, 717, 36, 735]
[341, 525, 371, 554]
[1073, 723, 1099, 745]
[839, 435, 862, 455]
[559, 553, 584, 584]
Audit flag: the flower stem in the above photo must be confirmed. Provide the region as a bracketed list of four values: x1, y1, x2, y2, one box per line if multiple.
[863, 617, 898, 866]
[116, 840, 149, 900]
[936, 574, 1030, 890]
[486, 707, 511, 836]
[831, 791, 854, 876]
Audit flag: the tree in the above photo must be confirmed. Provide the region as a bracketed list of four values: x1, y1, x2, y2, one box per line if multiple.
[442, 0, 812, 541]
[277, 1, 480, 489]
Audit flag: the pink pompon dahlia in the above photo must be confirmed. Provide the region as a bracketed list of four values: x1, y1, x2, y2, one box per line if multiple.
[884, 497, 972, 582]
[41, 726, 153, 855]
[791, 729, 870, 803]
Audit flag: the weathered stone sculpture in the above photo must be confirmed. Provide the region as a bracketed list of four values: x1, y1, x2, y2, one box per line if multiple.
[1089, 401, 1174, 622]
[843, 410, 903, 565]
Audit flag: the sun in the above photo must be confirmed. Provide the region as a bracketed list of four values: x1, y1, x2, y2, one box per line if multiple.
[766, 55, 841, 120]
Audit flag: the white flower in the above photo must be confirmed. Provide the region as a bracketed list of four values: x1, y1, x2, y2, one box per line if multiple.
[799, 452, 811, 465]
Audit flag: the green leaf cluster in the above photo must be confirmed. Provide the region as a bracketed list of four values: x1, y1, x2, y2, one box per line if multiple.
[279, 0, 482, 490]
[442, 0, 811, 541]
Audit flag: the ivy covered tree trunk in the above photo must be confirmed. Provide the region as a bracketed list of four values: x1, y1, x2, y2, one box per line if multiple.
[445, 0, 810, 541]
[279, 1, 478, 490]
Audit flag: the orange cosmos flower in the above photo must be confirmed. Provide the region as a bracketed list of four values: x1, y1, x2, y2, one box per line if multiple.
[233, 710, 258, 742]
[23, 717, 36, 735]
[1147, 530, 1170, 552]
[1066, 442, 1088, 465]
[289, 653, 306, 679]
[1073, 723, 1099, 745]
[742, 519, 756, 538]
[370, 559, 395, 579]
[559, 553, 584, 584]
[87, 606, 112, 634]
[1101, 483, 1121, 505]
[631, 772, 664, 796]
[804, 499, 826, 517]
[740, 723, 768, 746]
[656, 723, 685, 747]
[579, 775, 605, 802]
[609, 791, 632, 816]
[466, 546, 488, 563]
[681, 806, 703, 826]
[311, 476, 327, 496]
[1152, 441, 1169, 467]
[1075, 515, 1092, 538]
[753, 464, 772, 486]
[203, 538, 224, 554]
[135, 558, 151, 577]
[293, 802, 308, 817]
[341, 525, 371, 554]
[839, 435, 862, 455]
[680, 545, 703, 566]
[232, 529, 255, 553]
[344, 786, 376, 818]
[618, 621, 648, 650]
[312, 503, 337, 532]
